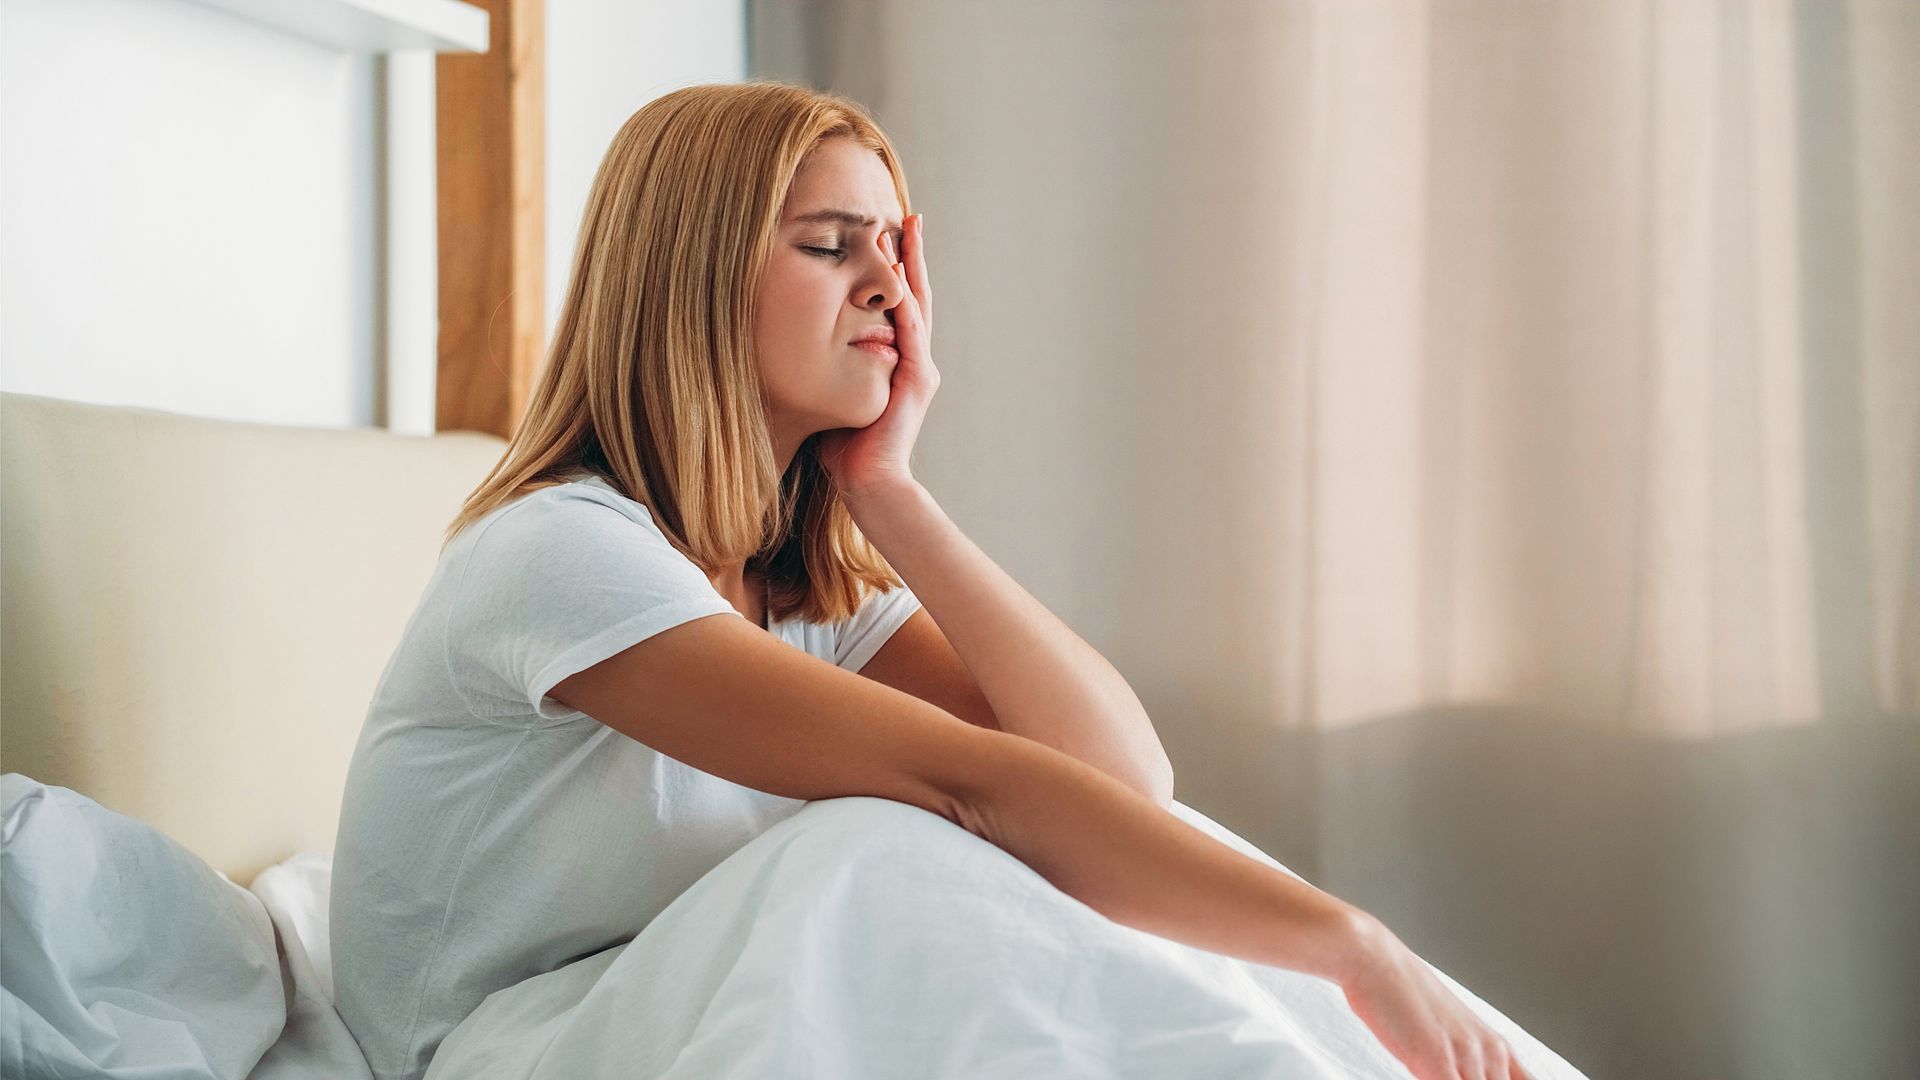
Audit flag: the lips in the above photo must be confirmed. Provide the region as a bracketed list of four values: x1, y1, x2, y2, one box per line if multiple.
[849, 325, 897, 362]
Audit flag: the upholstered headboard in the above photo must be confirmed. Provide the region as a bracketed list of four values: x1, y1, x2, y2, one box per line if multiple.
[0, 391, 508, 883]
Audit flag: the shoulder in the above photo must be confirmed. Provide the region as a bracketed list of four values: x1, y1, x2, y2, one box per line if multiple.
[461, 479, 667, 552]
[447, 480, 697, 599]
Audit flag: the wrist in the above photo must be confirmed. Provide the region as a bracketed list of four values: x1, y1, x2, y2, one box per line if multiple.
[840, 474, 927, 513]
[1328, 908, 1396, 985]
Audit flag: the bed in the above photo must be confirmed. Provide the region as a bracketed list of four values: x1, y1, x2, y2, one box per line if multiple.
[0, 390, 1590, 1078]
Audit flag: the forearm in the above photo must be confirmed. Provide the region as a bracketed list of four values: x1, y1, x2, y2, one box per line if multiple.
[949, 723, 1377, 982]
[845, 480, 1174, 804]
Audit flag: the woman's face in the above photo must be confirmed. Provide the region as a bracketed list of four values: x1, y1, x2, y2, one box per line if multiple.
[752, 137, 909, 465]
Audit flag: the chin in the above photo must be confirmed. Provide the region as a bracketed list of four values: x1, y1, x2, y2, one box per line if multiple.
[863, 387, 896, 423]
[833, 382, 890, 429]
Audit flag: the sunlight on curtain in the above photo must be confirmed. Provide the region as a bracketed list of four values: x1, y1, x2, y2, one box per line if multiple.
[751, 1, 1918, 1075]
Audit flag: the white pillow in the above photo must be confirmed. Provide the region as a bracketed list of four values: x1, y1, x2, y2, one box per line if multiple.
[247, 851, 335, 1001]
[0, 773, 288, 1079]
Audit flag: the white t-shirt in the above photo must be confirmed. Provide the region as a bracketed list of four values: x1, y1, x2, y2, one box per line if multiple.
[329, 471, 922, 1080]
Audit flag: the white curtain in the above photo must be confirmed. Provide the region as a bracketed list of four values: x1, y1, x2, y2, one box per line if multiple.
[750, 1, 1919, 1075]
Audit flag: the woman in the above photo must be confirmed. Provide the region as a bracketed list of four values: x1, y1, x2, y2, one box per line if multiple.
[330, 81, 1530, 1080]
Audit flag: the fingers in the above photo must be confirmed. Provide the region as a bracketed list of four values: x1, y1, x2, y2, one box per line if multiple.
[889, 263, 939, 394]
[892, 263, 919, 341]
[1450, 1022, 1520, 1080]
[1456, 1039, 1486, 1080]
[890, 265, 923, 351]
[903, 213, 932, 325]
[1483, 1036, 1528, 1080]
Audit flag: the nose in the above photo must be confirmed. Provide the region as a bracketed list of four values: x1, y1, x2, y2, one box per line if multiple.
[858, 230, 906, 312]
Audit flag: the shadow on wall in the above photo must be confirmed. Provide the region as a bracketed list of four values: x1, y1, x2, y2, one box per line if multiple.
[1162, 703, 1920, 1080]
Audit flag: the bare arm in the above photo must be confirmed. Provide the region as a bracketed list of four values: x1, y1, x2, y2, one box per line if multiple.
[549, 612, 1368, 981]
[956, 710, 1370, 980]
[846, 479, 1175, 806]
[551, 611, 1526, 1079]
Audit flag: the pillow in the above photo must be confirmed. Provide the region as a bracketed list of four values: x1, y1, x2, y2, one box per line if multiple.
[246, 851, 335, 1003]
[0, 773, 288, 1079]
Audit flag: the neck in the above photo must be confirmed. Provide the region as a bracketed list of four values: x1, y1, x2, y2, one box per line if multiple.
[708, 562, 757, 593]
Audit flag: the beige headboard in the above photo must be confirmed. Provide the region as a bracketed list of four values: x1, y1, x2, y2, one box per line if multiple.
[0, 391, 509, 884]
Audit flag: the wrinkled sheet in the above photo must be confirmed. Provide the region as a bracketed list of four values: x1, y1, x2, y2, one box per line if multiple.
[247, 852, 374, 1080]
[426, 796, 1590, 1079]
[0, 773, 371, 1080]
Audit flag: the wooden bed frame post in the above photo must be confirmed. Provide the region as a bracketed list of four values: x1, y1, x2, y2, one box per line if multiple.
[435, 0, 545, 440]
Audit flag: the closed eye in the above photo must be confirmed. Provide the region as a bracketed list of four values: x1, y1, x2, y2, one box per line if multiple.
[803, 246, 844, 259]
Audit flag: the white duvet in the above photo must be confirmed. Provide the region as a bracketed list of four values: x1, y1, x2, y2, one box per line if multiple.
[423, 796, 1590, 1080]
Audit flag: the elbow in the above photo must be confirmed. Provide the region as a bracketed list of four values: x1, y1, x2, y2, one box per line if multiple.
[1138, 758, 1176, 811]
[1128, 705, 1175, 809]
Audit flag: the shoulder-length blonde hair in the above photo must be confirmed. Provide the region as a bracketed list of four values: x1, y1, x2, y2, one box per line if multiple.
[441, 80, 913, 626]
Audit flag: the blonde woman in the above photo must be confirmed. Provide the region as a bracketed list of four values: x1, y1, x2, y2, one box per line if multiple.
[329, 81, 1534, 1080]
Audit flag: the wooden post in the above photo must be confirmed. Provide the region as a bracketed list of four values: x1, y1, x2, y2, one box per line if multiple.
[435, 0, 544, 439]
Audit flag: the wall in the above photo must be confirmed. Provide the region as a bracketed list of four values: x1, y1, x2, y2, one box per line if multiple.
[544, 0, 745, 334]
[0, 0, 747, 430]
[1, 0, 380, 428]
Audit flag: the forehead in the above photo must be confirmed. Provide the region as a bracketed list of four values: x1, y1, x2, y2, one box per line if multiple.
[781, 138, 902, 228]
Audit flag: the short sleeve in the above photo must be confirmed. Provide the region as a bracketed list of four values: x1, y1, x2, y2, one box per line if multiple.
[444, 489, 741, 725]
[833, 581, 924, 672]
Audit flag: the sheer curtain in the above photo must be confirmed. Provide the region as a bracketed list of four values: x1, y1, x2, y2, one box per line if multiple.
[749, 1, 1918, 1075]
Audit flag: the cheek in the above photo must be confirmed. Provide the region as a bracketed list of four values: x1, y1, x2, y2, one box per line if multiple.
[753, 257, 848, 381]
[753, 283, 828, 399]
[757, 269, 836, 339]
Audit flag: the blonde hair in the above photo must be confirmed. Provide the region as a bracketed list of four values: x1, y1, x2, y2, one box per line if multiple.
[441, 80, 913, 625]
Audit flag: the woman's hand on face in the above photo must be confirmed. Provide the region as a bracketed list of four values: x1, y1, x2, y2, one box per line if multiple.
[817, 212, 939, 502]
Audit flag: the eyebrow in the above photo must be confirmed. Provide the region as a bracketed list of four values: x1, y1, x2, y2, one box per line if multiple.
[786, 208, 905, 249]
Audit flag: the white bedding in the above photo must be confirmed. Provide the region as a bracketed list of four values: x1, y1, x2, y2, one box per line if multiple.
[422, 796, 1590, 1080]
[246, 852, 373, 1080]
[2, 774, 1588, 1079]
[0, 774, 372, 1080]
